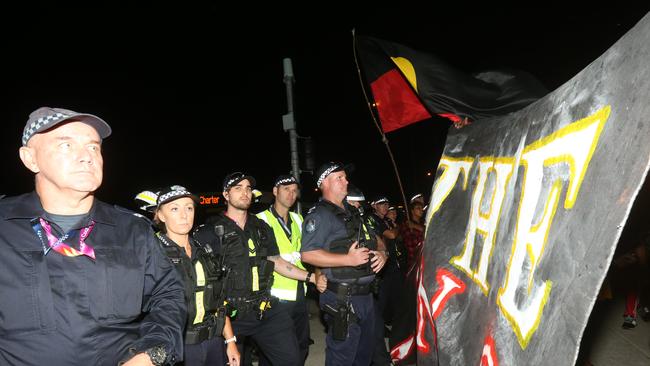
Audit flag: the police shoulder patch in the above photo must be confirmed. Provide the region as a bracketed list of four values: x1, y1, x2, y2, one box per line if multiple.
[305, 218, 316, 233]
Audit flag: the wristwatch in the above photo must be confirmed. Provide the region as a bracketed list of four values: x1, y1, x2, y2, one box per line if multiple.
[145, 345, 168, 366]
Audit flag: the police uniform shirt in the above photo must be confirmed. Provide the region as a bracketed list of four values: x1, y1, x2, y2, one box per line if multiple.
[301, 199, 374, 284]
[208, 213, 280, 258]
[156, 233, 199, 319]
[367, 212, 388, 238]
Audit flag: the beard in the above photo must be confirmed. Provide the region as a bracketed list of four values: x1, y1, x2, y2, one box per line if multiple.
[230, 197, 251, 210]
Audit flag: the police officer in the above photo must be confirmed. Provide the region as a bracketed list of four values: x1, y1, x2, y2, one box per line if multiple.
[200, 172, 318, 366]
[255, 174, 327, 365]
[368, 196, 409, 366]
[410, 193, 425, 206]
[301, 162, 388, 366]
[1, 107, 185, 365]
[153, 185, 240, 366]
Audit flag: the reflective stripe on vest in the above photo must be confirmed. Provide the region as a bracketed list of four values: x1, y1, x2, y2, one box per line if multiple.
[257, 209, 305, 301]
[193, 261, 206, 324]
[249, 238, 259, 291]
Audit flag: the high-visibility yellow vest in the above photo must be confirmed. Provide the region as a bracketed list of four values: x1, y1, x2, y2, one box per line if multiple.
[256, 209, 305, 301]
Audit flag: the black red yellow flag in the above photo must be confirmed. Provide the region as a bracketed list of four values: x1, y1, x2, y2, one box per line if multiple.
[355, 35, 547, 132]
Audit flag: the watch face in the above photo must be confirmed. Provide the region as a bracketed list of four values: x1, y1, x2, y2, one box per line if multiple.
[146, 346, 167, 366]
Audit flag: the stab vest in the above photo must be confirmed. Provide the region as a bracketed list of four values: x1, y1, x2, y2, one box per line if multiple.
[319, 201, 377, 280]
[256, 209, 305, 301]
[212, 213, 275, 313]
[155, 232, 224, 343]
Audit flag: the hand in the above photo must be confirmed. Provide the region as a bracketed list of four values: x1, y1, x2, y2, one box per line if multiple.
[347, 241, 369, 266]
[453, 116, 472, 129]
[122, 353, 153, 366]
[226, 342, 240, 366]
[316, 273, 328, 293]
[370, 250, 387, 273]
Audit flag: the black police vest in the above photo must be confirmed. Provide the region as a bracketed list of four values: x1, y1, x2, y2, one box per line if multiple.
[155, 233, 223, 339]
[212, 214, 275, 311]
[319, 201, 377, 280]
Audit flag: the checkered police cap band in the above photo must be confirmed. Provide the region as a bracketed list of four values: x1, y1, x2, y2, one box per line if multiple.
[274, 175, 299, 187]
[223, 172, 256, 191]
[22, 107, 112, 146]
[316, 164, 341, 187]
[22, 112, 68, 145]
[157, 185, 194, 206]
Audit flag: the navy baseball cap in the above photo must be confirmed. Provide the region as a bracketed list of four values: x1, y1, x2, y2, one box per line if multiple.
[223, 172, 256, 191]
[274, 174, 300, 188]
[315, 161, 353, 187]
[371, 196, 389, 205]
[410, 193, 424, 203]
[22, 107, 112, 146]
[156, 185, 198, 207]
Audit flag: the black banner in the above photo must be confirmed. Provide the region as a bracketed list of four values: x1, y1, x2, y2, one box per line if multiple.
[411, 12, 650, 366]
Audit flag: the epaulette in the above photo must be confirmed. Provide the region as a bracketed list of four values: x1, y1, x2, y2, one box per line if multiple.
[114, 204, 154, 226]
[307, 203, 322, 215]
[0, 194, 5, 201]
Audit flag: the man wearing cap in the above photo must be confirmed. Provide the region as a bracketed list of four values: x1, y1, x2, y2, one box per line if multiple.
[201, 172, 320, 366]
[254, 174, 326, 365]
[301, 162, 388, 366]
[0, 107, 186, 365]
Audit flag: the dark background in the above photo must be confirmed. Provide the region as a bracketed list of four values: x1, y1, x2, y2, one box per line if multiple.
[1, 3, 648, 213]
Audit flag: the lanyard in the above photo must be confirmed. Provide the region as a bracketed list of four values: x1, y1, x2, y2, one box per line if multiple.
[270, 206, 292, 240]
[32, 217, 96, 260]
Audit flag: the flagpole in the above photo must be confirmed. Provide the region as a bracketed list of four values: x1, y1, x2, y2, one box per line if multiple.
[352, 29, 411, 222]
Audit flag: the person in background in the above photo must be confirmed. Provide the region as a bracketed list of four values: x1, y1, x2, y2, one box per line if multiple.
[1, 107, 185, 365]
[399, 200, 426, 271]
[409, 193, 425, 206]
[153, 185, 240, 366]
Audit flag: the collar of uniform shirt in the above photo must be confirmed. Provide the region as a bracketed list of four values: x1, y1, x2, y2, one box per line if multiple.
[269, 205, 292, 239]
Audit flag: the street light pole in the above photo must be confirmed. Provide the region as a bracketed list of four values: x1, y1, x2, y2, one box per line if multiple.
[282, 57, 302, 214]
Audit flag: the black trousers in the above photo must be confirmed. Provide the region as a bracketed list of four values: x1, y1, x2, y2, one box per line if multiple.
[182, 337, 226, 366]
[259, 289, 310, 365]
[233, 302, 301, 366]
[373, 260, 404, 365]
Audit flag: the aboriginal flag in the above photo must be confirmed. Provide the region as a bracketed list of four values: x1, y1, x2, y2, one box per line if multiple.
[355, 35, 548, 132]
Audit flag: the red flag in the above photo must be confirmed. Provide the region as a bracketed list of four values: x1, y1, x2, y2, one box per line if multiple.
[355, 35, 547, 132]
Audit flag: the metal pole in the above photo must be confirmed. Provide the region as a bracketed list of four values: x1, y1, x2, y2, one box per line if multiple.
[283, 58, 302, 214]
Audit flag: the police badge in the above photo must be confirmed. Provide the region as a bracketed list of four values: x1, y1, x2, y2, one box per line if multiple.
[305, 219, 316, 233]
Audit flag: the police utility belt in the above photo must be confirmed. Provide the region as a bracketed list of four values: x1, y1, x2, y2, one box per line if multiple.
[226, 290, 274, 319]
[185, 316, 221, 344]
[326, 281, 372, 296]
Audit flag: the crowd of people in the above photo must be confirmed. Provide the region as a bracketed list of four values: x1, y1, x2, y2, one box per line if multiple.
[0, 107, 429, 366]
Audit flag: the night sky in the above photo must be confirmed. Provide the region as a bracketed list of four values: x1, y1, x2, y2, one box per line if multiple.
[2, 4, 648, 212]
